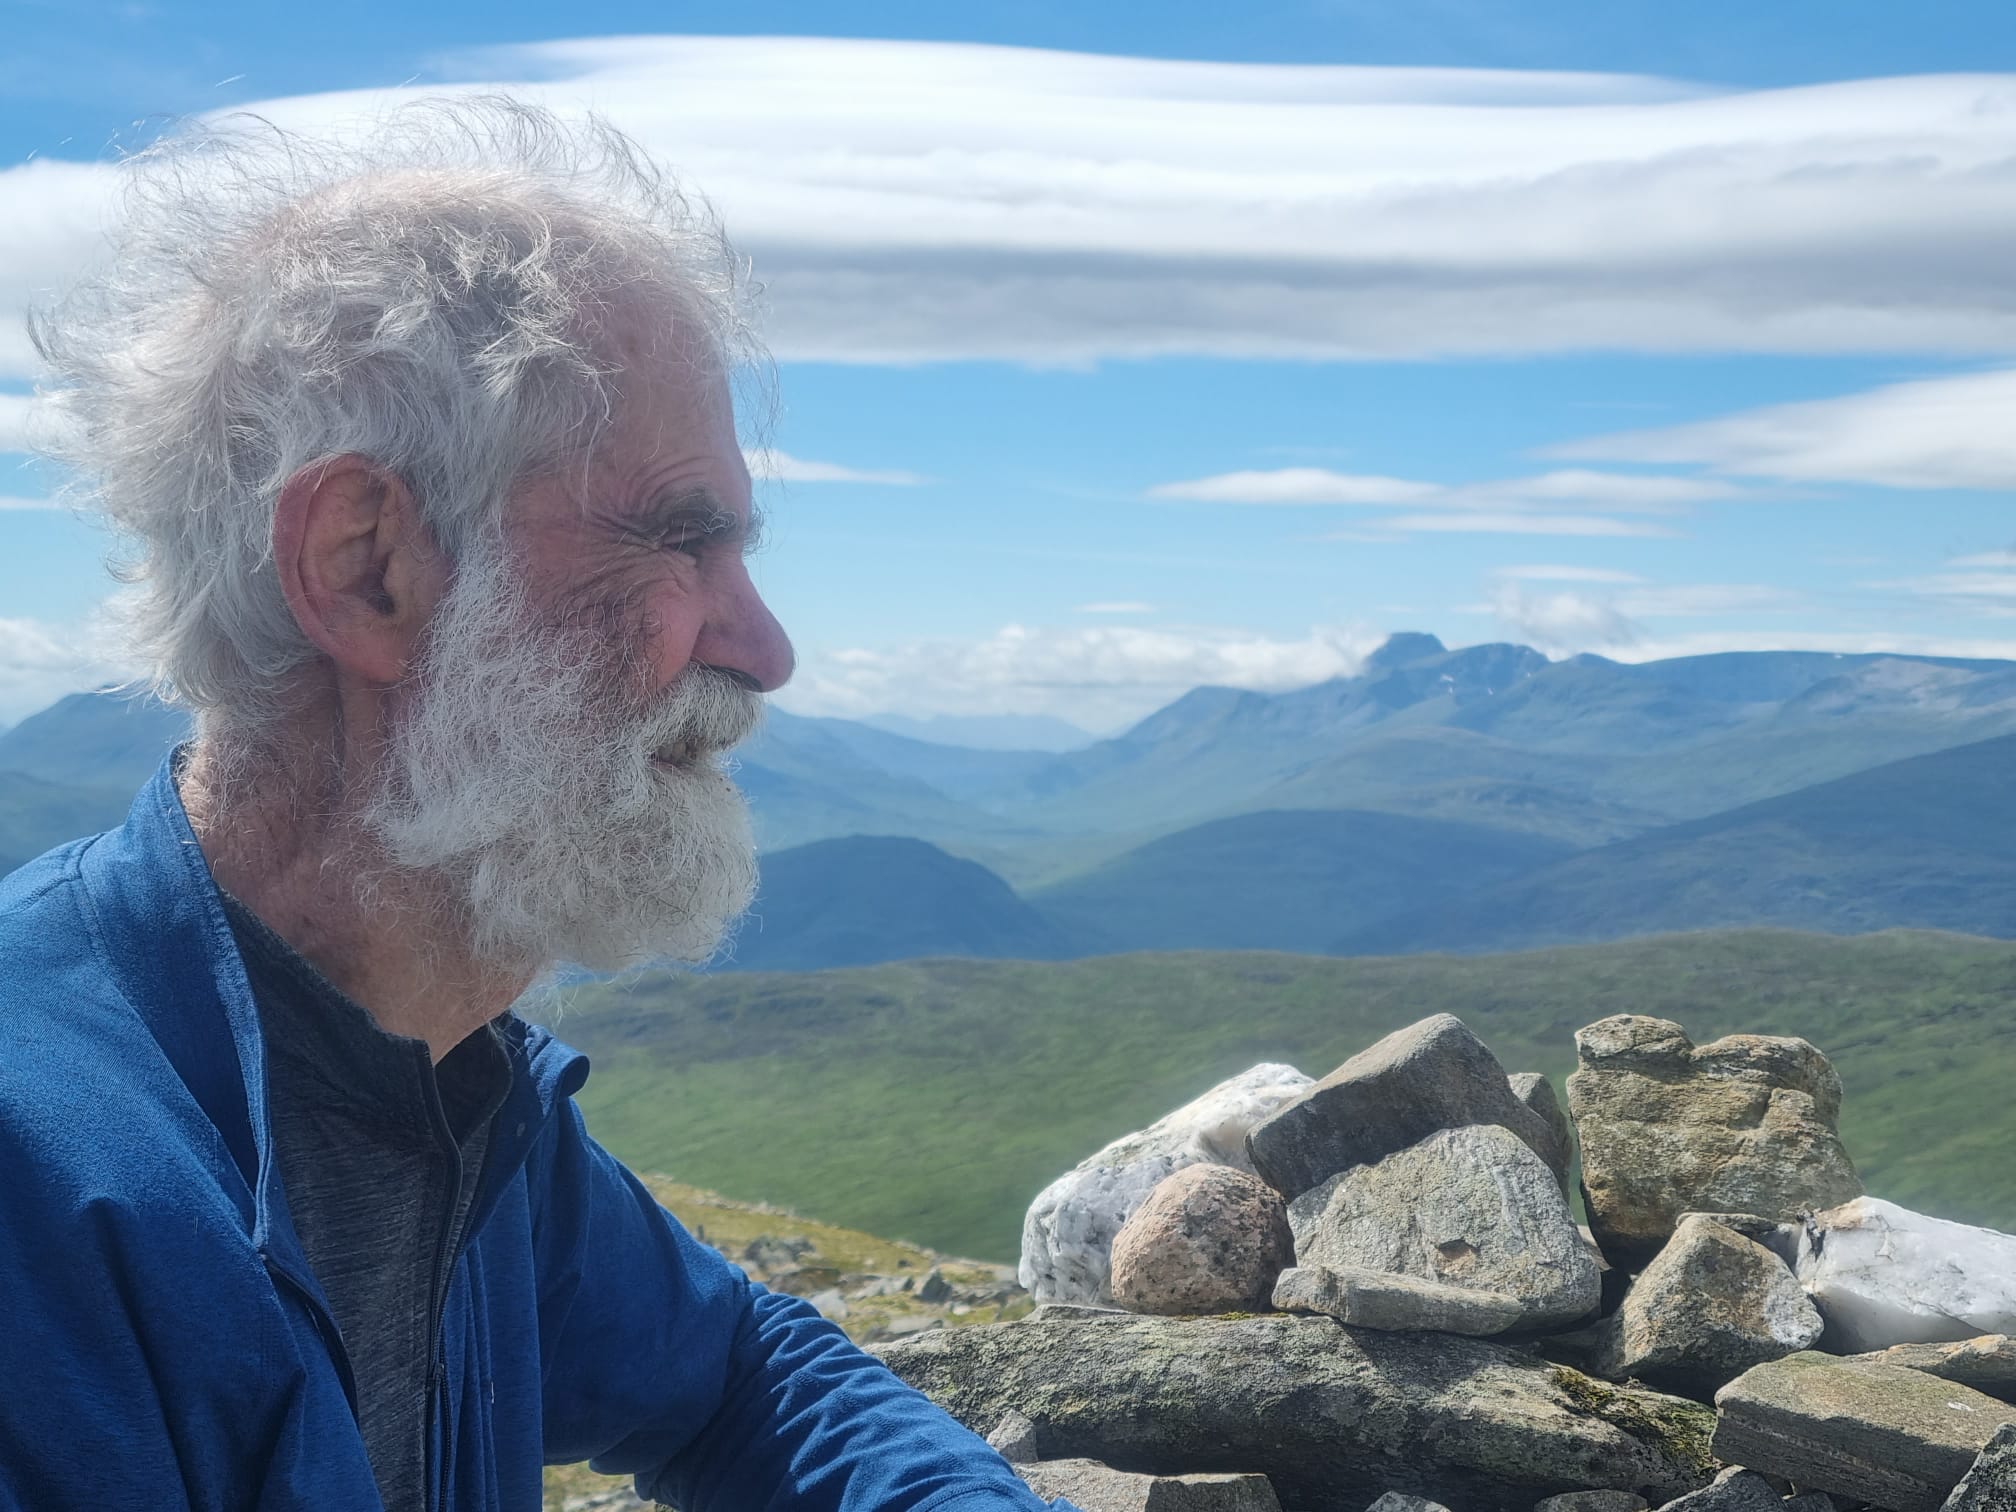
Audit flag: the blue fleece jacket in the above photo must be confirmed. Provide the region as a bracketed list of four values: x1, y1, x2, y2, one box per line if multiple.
[0, 760, 1051, 1512]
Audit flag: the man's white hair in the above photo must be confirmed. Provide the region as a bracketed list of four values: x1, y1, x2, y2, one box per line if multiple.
[30, 95, 762, 743]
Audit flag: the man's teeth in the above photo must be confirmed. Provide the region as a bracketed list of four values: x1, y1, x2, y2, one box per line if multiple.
[657, 739, 698, 764]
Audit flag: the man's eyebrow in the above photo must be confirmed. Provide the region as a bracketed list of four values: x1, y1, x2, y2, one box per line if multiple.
[631, 488, 767, 551]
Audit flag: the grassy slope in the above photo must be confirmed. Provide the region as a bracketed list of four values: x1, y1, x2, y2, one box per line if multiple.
[541, 930, 2016, 1263]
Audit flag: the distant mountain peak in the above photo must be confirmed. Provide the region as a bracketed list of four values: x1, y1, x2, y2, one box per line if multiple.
[1365, 632, 1449, 671]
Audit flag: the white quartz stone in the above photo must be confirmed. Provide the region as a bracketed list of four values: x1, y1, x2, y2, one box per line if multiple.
[1018, 1063, 1313, 1305]
[1794, 1196, 2016, 1352]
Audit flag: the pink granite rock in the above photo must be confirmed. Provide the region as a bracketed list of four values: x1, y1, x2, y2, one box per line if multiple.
[1109, 1164, 1293, 1316]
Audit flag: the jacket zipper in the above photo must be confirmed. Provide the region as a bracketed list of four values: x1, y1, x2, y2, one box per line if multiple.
[421, 1072, 468, 1512]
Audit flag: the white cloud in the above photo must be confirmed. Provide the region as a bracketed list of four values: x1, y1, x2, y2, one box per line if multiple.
[744, 448, 930, 485]
[1147, 470, 1437, 505]
[1621, 583, 1803, 616]
[1370, 512, 1680, 538]
[1488, 586, 1644, 653]
[0, 495, 60, 511]
[0, 392, 39, 453]
[1453, 470, 1744, 512]
[0, 614, 131, 724]
[1873, 570, 2016, 606]
[772, 619, 1386, 726]
[1556, 367, 2016, 490]
[1605, 629, 2016, 663]
[1150, 465, 1740, 537]
[1485, 579, 1803, 654]
[8, 45, 2016, 370]
[0, 159, 118, 379]
[1949, 550, 2016, 569]
[1493, 564, 1647, 584]
[1074, 601, 1155, 614]
[780, 611, 2016, 719]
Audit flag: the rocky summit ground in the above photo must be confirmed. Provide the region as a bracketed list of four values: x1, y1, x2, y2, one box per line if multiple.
[891, 1011, 2016, 1512]
[548, 1008, 2016, 1512]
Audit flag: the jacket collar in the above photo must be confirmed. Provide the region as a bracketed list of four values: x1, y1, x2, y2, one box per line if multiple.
[78, 752, 590, 1271]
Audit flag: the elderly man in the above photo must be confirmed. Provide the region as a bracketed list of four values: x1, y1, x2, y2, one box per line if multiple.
[0, 101, 1052, 1512]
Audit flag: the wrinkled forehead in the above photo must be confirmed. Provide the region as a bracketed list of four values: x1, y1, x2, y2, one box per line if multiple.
[597, 289, 747, 454]
[499, 299, 759, 548]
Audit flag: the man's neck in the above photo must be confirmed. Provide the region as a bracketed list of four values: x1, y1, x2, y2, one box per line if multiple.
[179, 732, 532, 1062]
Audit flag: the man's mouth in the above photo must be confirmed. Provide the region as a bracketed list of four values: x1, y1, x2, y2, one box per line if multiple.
[652, 738, 700, 768]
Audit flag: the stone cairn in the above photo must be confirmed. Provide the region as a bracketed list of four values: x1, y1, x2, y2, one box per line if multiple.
[876, 1013, 2016, 1512]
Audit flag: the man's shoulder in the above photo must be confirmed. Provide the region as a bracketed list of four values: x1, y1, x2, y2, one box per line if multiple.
[0, 828, 152, 1053]
[0, 832, 140, 1059]
[0, 832, 255, 1239]
[0, 830, 93, 931]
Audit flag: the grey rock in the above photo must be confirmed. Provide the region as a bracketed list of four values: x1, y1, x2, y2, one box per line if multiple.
[1273, 1264, 1526, 1337]
[1581, 1215, 1823, 1396]
[1021, 1064, 1313, 1304]
[1511, 1072, 1575, 1187]
[874, 1307, 1714, 1509]
[846, 1275, 909, 1301]
[1288, 1124, 1600, 1331]
[1865, 1337, 2016, 1404]
[1364, 1497, 1452, 1512]
[1942, 1422, 2016, 1511]
[1567, 1016, 1863, 1271]
[1533, 1495, 1646, 1512]
[1014, 1459, 1281, 1512]
[918, 1267, 953, 1305]
[740, 1234, 814, 1274]
[1652, 1470, 1784, 1510]
[1713, 1353, 2013, 1512]
[1793, 1197, 2016, 1353]
[987, 1409, 1042, 1464]
[560, 1491, 650, 1512]
[1028, 1302, 1124, 1323]
[1685, 1211, 1793, 1245]
[1109, 1165, 1293, 1316]
[1247, 1015, 1564, 1199]
[805, 1288, 848, 1321]
[1780, 1496, 1837, 1512]
[869, 1314, 943, 1341]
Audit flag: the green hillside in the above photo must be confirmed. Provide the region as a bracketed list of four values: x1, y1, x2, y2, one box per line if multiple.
[1349, 734, 2016, 955]
[538, 929, 2016, 1262]
[1028, 808, 1573, 953]
[729, 835, 1070, 970]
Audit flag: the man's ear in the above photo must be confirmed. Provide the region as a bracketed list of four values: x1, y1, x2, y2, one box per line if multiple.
[272, 456, 448, 687]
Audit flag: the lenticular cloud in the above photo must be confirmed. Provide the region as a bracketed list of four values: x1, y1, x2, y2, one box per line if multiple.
[4, 40, 2016, 372]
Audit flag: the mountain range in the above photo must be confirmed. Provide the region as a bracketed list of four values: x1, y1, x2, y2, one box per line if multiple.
[5, 634, 2014, 962]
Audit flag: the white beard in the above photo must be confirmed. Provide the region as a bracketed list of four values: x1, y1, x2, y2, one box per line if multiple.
[356, 546, 762, 973]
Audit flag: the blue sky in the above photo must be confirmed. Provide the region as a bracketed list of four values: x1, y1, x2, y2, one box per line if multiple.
[2, 3, 2014, 730]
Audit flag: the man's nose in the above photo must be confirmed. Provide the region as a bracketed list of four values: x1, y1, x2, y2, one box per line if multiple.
[698, 578, 795, 695]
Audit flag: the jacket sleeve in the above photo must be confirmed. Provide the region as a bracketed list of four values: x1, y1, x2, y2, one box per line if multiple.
[531, 1099, 1058, 1512]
